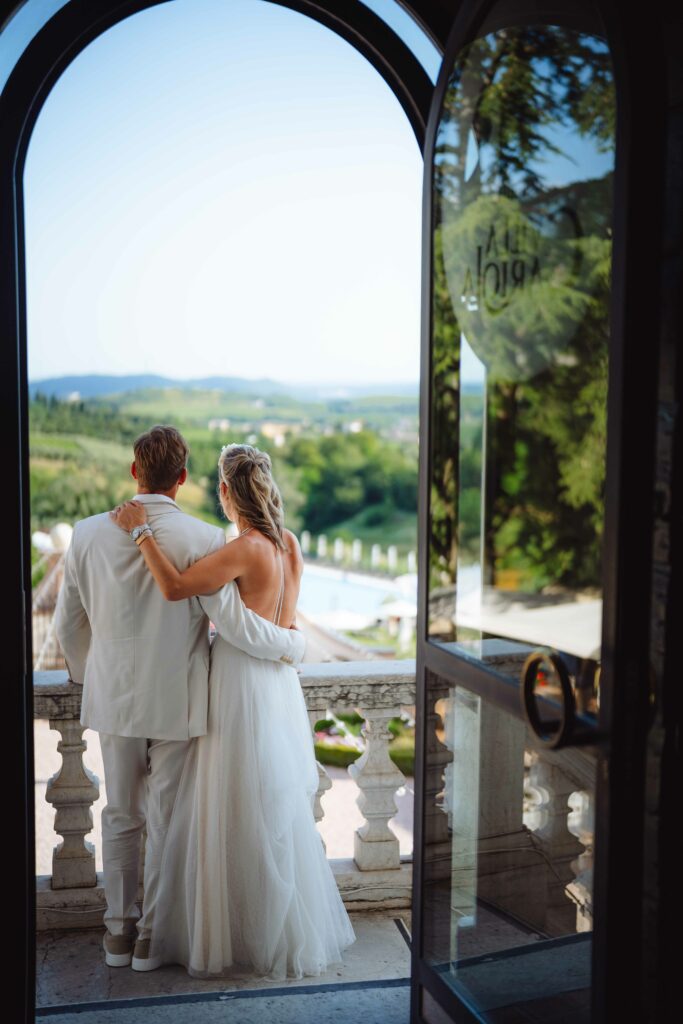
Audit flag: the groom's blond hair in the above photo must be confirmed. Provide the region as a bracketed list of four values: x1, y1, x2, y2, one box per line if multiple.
[133, 425, 189, 492]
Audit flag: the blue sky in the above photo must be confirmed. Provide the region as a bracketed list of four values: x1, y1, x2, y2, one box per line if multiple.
[20, 2, 612, 391]
[25, 0, 438, 387]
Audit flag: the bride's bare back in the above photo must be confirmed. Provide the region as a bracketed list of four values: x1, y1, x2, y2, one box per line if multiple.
[232, 527, 302, 628]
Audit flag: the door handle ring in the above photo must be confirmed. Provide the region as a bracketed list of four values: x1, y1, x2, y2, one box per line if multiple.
[521, 650, 576, 749]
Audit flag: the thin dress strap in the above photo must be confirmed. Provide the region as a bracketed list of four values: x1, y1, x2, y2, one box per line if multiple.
[273, 547, 285, 626]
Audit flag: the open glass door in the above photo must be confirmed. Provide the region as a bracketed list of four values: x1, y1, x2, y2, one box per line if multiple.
[412, 2, 617, 1021]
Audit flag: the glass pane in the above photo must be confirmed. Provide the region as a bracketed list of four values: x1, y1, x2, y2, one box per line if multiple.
[427, 14, 615, 715]
[422, 668, 595, 1021]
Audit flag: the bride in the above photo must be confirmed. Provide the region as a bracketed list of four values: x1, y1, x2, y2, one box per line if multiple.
[110, 442, 356, 980]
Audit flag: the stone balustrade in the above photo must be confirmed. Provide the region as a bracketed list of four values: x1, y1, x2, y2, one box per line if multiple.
[34, 656, 595, 937]
[302, 533, 417, 576]
[299, 661, 416, 880]
[33, 662, 416, 930]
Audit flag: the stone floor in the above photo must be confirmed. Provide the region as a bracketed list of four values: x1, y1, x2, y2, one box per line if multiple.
[36, 911, 412, 1012]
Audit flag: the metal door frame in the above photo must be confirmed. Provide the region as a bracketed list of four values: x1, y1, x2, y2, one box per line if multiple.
[410, 1, 668, 1021]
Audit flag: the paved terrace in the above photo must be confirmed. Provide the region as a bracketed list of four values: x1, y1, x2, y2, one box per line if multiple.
[34, 661, 417, 1020]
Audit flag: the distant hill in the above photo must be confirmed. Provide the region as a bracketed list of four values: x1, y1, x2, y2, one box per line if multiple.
[29, 374, 419, 402]
[29, 374, 287, 400]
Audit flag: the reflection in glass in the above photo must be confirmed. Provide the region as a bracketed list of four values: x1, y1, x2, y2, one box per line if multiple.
[422, 669, 596, 1020]
[531, 656, 564, 718]
[427, 18, 615, 713]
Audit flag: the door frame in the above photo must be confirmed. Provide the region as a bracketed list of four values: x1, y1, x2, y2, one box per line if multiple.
[410, 1, 668, 1021]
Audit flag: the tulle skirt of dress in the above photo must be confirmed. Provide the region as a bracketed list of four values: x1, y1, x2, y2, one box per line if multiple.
[147, 636, 356, 980]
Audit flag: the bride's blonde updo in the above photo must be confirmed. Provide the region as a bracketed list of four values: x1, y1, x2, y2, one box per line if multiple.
[217, 443, 288, 551]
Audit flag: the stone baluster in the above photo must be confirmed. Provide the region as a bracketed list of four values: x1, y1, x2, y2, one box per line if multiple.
[348, 705, 404, 870]
[526, 748, 587, 934]
[424, 679, 452, 850]
[45, 719, 100, 889]
[567, 788, 594, 932]
[443, 685, 476, 941]
[307, 708, 333, 845]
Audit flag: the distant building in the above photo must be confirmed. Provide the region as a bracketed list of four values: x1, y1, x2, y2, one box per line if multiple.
[260, 421, 302, 447]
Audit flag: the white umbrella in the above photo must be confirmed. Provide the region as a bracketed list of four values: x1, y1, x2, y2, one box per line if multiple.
[50, 523, 73, 553]
[313, 610, 377, 631]
[393, 573, 418, 598]
[32, 531, 54, 555]
[378, 599, 418, 619]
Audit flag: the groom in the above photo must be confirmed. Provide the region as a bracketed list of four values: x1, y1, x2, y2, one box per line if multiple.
[53, 424, 306, 972]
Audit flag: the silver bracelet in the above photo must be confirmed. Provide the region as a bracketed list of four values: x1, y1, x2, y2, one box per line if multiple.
[130, 523, 153, 544]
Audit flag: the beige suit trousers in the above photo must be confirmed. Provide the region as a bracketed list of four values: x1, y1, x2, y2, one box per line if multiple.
[99, 732, 192, 939]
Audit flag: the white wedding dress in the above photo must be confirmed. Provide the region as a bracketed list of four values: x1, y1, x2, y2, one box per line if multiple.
[147, 550, 356, 980]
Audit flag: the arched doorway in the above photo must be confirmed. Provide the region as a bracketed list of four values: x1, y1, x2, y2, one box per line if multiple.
[2, 2, 440, 1020]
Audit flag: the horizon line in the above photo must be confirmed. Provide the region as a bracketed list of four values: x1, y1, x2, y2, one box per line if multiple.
[28, 372, 421, 387]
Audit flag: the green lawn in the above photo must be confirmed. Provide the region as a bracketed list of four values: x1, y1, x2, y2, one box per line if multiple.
[324, 505, 417, 552]
[313, 713, 415, 775]
[108, 389, 329, 426]
[314, 737, 414, 776]
[97, 387, 417, 434]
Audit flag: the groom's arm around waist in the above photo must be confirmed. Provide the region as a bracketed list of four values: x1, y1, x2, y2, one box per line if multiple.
[195, 527, 305, 667]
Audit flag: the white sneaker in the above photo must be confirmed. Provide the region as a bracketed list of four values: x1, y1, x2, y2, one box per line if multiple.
[131, 937, 162, 972]
[102, 930, 134, 968]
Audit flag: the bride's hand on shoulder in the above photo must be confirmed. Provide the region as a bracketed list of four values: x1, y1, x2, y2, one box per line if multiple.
[109, 500, 147, 531]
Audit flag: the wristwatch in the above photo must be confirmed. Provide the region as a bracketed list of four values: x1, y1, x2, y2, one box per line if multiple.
[130, 523, 152, 543]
